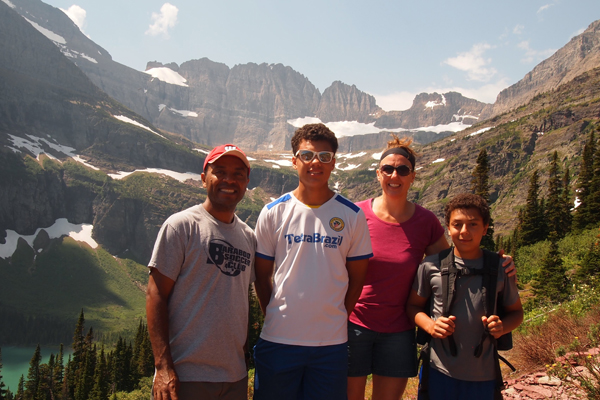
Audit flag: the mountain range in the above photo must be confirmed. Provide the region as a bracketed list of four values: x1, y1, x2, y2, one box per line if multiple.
[1, 0, 494, 151]
[0, 0, 599, 342]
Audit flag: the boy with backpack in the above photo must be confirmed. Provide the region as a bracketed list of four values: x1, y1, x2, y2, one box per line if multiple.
[407, 193, 523, 400]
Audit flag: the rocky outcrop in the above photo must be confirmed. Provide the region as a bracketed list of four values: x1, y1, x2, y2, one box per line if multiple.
[316, 81, 381, 123]
[491, 19, 600, 117]
[0, 151, 97, 235]
[376, 92, 489, 129]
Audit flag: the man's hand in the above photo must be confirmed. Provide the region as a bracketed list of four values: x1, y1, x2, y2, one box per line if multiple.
[482, 315, 504, 339]
[430, 315, 456, 339]
[498, 249, 517, 279]
[153, 367, 180, 400]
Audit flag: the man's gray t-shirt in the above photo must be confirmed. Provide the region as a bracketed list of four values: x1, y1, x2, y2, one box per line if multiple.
[148, 204, 256, 383]
[413, 253, 519, 381]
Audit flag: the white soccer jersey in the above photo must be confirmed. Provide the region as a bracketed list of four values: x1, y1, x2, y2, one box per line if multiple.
[256, 192, 373, 346]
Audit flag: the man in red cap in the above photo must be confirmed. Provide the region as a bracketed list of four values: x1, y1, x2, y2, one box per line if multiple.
[147, 144, 256, 400]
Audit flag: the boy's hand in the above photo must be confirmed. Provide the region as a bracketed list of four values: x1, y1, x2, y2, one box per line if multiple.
[431, 315, 456, 339]
[482, 315, 504, 339]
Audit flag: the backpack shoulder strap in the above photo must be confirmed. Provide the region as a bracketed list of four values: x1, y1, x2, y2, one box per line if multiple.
[439, 247, 455, 317]
[439, 247, 458, 356]
[482, 249, 501, 317]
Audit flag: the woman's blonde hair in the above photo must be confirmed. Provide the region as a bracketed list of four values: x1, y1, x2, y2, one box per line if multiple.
[379, 134, 418, 168]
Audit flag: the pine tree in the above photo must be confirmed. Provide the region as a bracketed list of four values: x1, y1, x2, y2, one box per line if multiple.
[533, 233, 569, 303]
[52, 344, 64, 400]
[576, 228, 600, 283]
[539, 197, 548, 239]
[0, 348, 7, 400]
[24, 345, 41, 400]
[560, 167, 573, 235]
[546, 151, 565, 239]
[520, 170, 545, 246]
[36, 360, 51, 400]
[15, 376, 24, 400]
[88, 346, 108, 400]
[587, 139, 600, 227]
[471, 149, 495, 250]
[574, 129, 597, 229]
[61, 357, 71, 400]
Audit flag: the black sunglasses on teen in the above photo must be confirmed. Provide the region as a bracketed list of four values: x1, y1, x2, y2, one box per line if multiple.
[379, 164, 412, 176]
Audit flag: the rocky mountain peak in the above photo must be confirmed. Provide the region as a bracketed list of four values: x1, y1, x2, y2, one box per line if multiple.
[316, 81, 381, 123]
[491, 19, 600, 116]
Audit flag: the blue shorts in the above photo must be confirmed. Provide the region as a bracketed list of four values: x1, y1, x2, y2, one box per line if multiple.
[419, 367, 495, 400]
[347, 321, 417, 377]
[253, 338, 348, 400]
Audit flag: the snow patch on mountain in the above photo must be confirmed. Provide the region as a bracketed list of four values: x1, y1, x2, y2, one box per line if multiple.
[0, 219, 98, 259]
[113, 115, 165, 138]
[336, 164, 360, 171]
[425, 94, 447, 110]
[24, 17, 66, 44]
[287, 116, 469, 138]
[338, 152, 367, 159]
[108, 168, 202, 182]
[470, 126, 494, 136]
[144, 67, 189, 87]
[6, 134, 76, 157]
[265, 159, 293, 167]
[158, 104, 198, 117]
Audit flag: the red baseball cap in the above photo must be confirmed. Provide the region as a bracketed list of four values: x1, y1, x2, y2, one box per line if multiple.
[203, 144, 251, 173]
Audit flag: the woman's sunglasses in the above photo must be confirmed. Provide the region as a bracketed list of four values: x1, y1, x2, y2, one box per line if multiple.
[295, 150, 334, 163]
[379, 164, 412, 176]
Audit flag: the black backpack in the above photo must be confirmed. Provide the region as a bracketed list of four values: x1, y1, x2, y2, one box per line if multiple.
[416, 247, 515, 400]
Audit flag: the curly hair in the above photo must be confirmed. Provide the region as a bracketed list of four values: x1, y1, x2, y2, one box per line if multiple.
[291, 123, 338, 155]
[444, 193, 491, 226]
[379, 134, 418, 169]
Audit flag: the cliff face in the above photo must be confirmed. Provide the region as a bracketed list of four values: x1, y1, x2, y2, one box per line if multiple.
[491, 20, 600, 117]
[316, 81, 382, 123]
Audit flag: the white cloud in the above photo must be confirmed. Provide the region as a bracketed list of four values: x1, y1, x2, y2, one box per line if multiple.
[517, 40, 556, 64]
[443, 43, 497, 82]
[570, 27, 586, 39]
[513, 24, 524, 35]
[372, 91, 415, 111]
[60, 5, 87, 33]
[146, 3, 179, 38]
[537, 4, 552, 13]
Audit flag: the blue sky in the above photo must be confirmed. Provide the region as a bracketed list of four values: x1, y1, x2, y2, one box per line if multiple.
[41, 0, 600, 111]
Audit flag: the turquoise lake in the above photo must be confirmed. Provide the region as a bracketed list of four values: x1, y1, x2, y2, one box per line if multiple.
[1, 346, 73, 392]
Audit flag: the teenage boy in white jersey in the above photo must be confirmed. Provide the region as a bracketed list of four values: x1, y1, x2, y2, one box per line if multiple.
[253, 123, 373, 400]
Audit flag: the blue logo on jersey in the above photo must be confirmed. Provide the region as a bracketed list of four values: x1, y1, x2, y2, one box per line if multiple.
[207, 239, 252, 276]
[284, 233, 344, 248]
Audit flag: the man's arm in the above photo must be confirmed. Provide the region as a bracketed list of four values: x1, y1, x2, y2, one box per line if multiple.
[254, 257, 275, 315]
[425, 235, 450, 256]
[147, 268, 179, 400]
[345, 258, 369, 315]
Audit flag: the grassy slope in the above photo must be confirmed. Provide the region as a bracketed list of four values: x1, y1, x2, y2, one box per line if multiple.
[0, 236, 148, 339]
